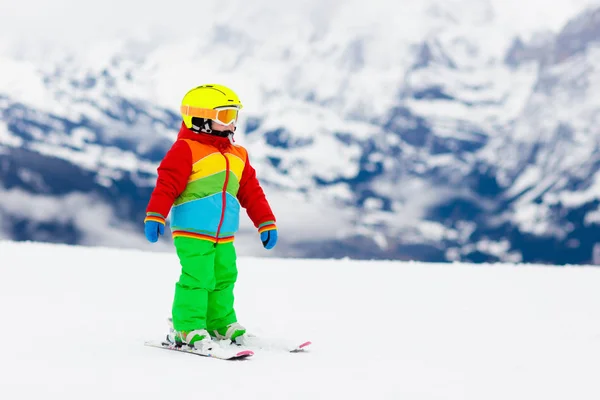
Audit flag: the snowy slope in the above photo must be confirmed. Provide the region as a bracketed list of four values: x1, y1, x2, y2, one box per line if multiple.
[1, 0, 600, 263]
[1, 240, 600, 399]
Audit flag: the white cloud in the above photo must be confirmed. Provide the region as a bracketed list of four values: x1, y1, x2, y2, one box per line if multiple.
[0, 0, 598, 56]
[0, 186, 172, 251]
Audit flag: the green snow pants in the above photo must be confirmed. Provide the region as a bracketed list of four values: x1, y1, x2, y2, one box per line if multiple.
[171, 237, 239, 333]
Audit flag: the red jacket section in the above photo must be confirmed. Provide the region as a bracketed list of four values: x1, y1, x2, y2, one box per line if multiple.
[145, 139, 192, 220]
[238, 153, 276, 229]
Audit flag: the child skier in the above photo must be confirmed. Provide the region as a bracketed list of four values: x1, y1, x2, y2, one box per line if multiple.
[144, 84, 278, 352]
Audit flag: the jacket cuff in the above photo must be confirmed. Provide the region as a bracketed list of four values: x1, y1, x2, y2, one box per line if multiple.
[257, 220, 277, 233]
[144, 212, 166, 225]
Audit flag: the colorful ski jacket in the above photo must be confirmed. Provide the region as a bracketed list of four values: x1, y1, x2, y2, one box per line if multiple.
[145, 123, 276, 243]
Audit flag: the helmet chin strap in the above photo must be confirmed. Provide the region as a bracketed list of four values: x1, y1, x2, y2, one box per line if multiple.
[191, 118, 213, 133]
[212, 129, 236, 145]
[191, 118, 235, 141]
[206, 127, 235, 138]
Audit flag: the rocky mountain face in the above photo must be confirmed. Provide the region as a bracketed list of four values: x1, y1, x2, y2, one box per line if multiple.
[1, 3, 599, 264]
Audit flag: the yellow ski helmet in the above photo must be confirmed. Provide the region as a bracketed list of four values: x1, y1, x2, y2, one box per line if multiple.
[180, 84, 243, 129]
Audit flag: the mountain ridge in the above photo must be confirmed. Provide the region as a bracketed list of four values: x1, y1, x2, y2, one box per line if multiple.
[1, 2, 599, 264]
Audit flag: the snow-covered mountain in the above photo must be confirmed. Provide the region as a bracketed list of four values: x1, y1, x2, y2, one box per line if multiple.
[1, 0, 600, 264]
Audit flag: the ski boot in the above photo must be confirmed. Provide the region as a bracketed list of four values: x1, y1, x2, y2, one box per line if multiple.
[167, 319, 214, 352]
[212, 322, 247, 344]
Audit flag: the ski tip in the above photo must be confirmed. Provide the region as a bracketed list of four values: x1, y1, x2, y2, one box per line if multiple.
[236, 350, 254, 358]
[290, 341, 312, 352]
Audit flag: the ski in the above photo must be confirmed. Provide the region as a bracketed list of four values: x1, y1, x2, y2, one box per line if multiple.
[234, 334, 312, 353]
[155, 318, 311, 356]
[145, 338, 254, 360]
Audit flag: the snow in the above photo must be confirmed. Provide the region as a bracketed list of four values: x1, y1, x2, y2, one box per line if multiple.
[1, 240, 600, 399]
[585, 208, 600, 225]
[506, 165, 542, 197]
[27, 141, 158, 176]
[0, 121, 24, 148]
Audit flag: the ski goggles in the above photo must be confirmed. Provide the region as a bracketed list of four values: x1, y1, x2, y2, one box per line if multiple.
[181, 105, 240, 126]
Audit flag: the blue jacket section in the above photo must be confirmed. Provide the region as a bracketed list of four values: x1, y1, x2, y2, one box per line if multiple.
[170, 193, 241, 237]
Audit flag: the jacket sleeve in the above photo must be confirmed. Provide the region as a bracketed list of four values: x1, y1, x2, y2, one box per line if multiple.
[144, 140, 192, 224]
[237, 153, 276, 232]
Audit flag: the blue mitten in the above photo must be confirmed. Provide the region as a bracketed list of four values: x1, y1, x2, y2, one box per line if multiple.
[260, 229, 278, 250]
[144, 220, 165, 243]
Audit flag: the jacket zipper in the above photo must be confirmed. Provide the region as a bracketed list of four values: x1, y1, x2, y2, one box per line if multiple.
[214, 151, 230, 246]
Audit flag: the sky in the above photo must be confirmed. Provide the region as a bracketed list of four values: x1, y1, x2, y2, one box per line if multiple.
[1, 240, 600, 399]
[0, 0, 598, 53]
